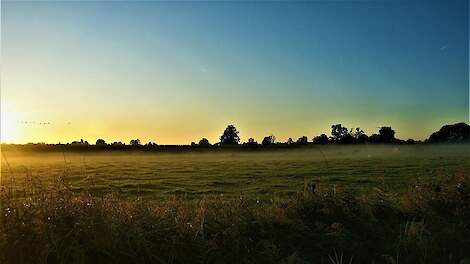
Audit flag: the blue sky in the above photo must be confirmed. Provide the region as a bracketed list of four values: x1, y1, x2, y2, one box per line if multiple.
[1, 0, 468, 143]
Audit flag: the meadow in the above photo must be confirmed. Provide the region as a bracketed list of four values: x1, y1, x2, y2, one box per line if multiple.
[1, 144, 469, 264]
[1, 144, 468, 198]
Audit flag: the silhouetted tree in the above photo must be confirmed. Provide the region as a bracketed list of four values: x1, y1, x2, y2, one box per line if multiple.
[286, 138, 294, 145]
[96, 139, 106, 145]
[352, 128, 368, 143]
[297, 136, 308, 145]
[379, 126, 396, 143]
[129, 139, 141, 146]
[428, 123, 469, 143]
[262, 135, 275, 146]
[146, 142, 157, 147]
[71, 139, 89, 145]
[198, 138, 211, 146]
[245, 138, 258, 146]
[331, 124, 349, 142]
[111, 141, 125, 146]
[368, 134, 381, 143]
[313, 134, 329, 144]
[331, 124, 358, 144]
[340, 133, 356, 144]
[220, 125, 240, 145]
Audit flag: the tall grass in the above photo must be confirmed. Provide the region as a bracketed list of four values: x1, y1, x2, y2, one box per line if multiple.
[0, 169, 469, 263]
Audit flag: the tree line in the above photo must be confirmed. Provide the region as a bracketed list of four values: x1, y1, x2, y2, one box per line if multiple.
[214, 123, 404, 147]
[61, 122, 469, 148]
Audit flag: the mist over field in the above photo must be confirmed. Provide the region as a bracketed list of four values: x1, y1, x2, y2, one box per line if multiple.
[2, 145, 468, 198]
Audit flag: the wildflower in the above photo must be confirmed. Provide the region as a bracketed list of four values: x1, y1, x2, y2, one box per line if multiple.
[331, 222, 343, 231]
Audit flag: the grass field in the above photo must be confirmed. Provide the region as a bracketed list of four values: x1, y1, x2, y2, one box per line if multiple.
[1, 145, 468, 198]
[1, 168, 469, 264]
[1, 144, 469, 263]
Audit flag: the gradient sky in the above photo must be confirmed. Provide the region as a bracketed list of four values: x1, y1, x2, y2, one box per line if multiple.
[1, 0, 468, 144]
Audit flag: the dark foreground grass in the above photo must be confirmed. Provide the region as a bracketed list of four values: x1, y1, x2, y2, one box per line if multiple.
[0, 170, 469, 264]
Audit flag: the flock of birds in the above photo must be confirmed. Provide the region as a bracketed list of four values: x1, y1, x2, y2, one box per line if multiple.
[18, 121, 72, 126]
[19, 121, 51, 125]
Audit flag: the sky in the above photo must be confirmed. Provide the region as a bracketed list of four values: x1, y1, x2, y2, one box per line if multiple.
[1, 0, 468, 144]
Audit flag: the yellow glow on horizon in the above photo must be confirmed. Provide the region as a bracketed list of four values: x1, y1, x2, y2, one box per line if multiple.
[0, 98, 459, 144]
[1, 103, 23, 143]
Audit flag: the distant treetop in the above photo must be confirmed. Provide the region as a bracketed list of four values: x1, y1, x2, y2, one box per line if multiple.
[96, 139, 106, 145]
[71, 139, 89, 145]
[198, 138, 211, 146]
[297, 136, 308, 145]
[313, 134, 329, 144]
[244, 138, 258, 146]
[129, 139, 141, 146]
[262, 135, 275, 146]
[378, 126, 396, 143]
[428, 123, 470, 143]
[220, 125, 240, 145]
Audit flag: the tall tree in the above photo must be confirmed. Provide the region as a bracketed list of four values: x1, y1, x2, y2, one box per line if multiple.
[352, 128, 368, 143]
[220, 125, 240, 145]
[379, 127, 396, 143]
[331, 124, 349, 142]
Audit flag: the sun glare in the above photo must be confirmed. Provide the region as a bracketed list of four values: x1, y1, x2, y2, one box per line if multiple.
[1, 104, 22, 143]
